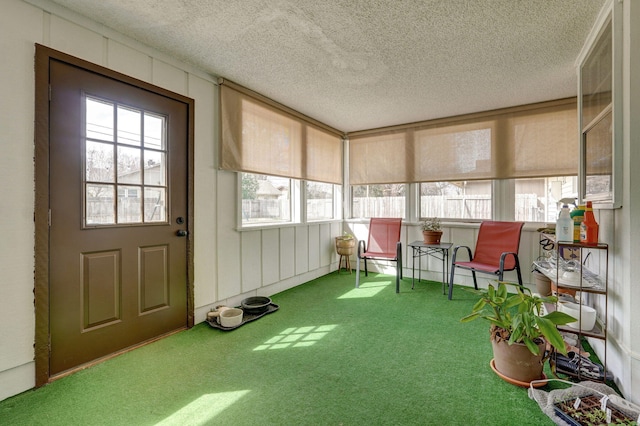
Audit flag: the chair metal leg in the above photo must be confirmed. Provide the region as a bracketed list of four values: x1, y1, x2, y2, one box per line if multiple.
[472, 270, 478, 290]
[515, 261, 523, 286]
[517, 269, 523, 286]
[397, 242, 403, 279]
[448, 267, 455, 300]
[355, 255, 361, 288]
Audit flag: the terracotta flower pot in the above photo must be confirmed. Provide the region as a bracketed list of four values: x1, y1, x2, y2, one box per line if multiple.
[422, 230, 442, 244]
[491, 333, 545, 384]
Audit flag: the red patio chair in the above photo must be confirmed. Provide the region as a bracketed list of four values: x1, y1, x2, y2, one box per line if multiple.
[355, 218, 403, 293]
[448, 221, 524, 300]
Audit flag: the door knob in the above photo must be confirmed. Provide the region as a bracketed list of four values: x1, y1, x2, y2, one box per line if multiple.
[176, 230, 188, 237]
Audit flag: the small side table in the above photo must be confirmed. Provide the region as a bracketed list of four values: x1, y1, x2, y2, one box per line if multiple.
[337, 254, 351, 273]
[407, 241, 453, 294]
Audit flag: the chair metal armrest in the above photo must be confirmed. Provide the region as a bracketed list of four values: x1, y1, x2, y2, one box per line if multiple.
[498, 251, 519, 271]
[357, 240, 366, 258]
[451, 245, 473, 264]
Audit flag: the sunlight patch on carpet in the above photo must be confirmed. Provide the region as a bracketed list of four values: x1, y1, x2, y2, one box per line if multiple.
[338, 280, 391, 298]
[155, 391, 250, 426]
[254, 325, 337, 350]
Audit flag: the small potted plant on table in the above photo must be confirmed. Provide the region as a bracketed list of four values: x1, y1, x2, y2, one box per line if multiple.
[421, 217, 442, 244]
[461, 281, 576, 385]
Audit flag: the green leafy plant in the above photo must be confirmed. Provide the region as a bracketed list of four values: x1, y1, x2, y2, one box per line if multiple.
[338, 231, 354, 240]
[461, 281, 576, 355]
[421, 217, 441, 231]
[241, 173, 259, 199]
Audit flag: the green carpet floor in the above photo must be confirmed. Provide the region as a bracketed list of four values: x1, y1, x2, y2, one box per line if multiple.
[0, 273, 557, 425]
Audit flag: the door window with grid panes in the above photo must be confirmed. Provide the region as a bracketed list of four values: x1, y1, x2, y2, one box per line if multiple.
[84, 96, 167, 226]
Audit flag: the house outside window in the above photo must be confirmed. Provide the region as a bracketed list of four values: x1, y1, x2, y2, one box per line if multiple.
[515, 176, 578, 222]
[84, 96, 167, 226]
[241, 173, 292, 225]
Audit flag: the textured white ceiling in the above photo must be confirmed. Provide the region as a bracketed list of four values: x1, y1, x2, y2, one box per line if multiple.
[45, 0, 605, 133]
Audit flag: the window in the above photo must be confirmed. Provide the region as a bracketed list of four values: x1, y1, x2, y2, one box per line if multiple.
[241, 173, 339, 225]
[584, 108, 613, 201]
[417, 177, 578, 222]
[420, 181, 491, 220]
[241, 173, 341, 225]
[221, 82, 343, 227]
[306, 181, 338, 221]
[241, 173, 293, 225]
[220, 82, 343, 185]
[349, 99, 578, 223]
[84, 96, 167, 226]
[515, 176, 578, 222]
[577, 5, 622, 206]
[352, 184, 405, 219]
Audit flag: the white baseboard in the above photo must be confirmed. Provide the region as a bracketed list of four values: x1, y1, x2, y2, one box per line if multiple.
[0, 361, 35, 402]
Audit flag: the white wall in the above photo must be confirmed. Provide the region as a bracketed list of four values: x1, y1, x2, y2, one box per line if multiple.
[619, 0, 640, 404]
[571, 0, 640, 404]
[0, 0, 343, 402]
[0, 0, 43, 404]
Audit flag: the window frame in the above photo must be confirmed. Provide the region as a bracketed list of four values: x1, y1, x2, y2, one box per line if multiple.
[577, 1, 622, 208]
[305, 181, 342, 223]
[238, 172, 342, 229]
[82, 95, 169, 228]
[345, 177, 579, 225]
[239, 173, 295, 227]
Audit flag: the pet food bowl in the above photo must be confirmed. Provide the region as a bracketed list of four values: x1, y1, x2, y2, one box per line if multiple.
[559, 301, 597, 332]
[241, 296, 272, 315]
[219, 308, 243, 327]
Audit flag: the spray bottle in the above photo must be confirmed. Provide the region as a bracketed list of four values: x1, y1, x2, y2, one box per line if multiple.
[570, 204, 585, 243]
[556, 204, 573, 242]
[580, 201, 599, 245]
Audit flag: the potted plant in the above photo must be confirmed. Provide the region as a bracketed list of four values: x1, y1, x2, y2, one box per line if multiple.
[421, 217, 442, 244]
[461, 281, 576, 384]
[335, 232, 356, 255]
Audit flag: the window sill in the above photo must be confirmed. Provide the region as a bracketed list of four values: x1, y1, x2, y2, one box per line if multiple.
[237, 219, 342, 232]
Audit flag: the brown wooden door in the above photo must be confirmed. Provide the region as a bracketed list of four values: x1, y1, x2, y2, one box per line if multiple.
[49, 59, 189, 375]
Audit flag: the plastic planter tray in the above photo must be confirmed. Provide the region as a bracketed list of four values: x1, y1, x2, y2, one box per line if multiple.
[553, 394, 637, 426]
